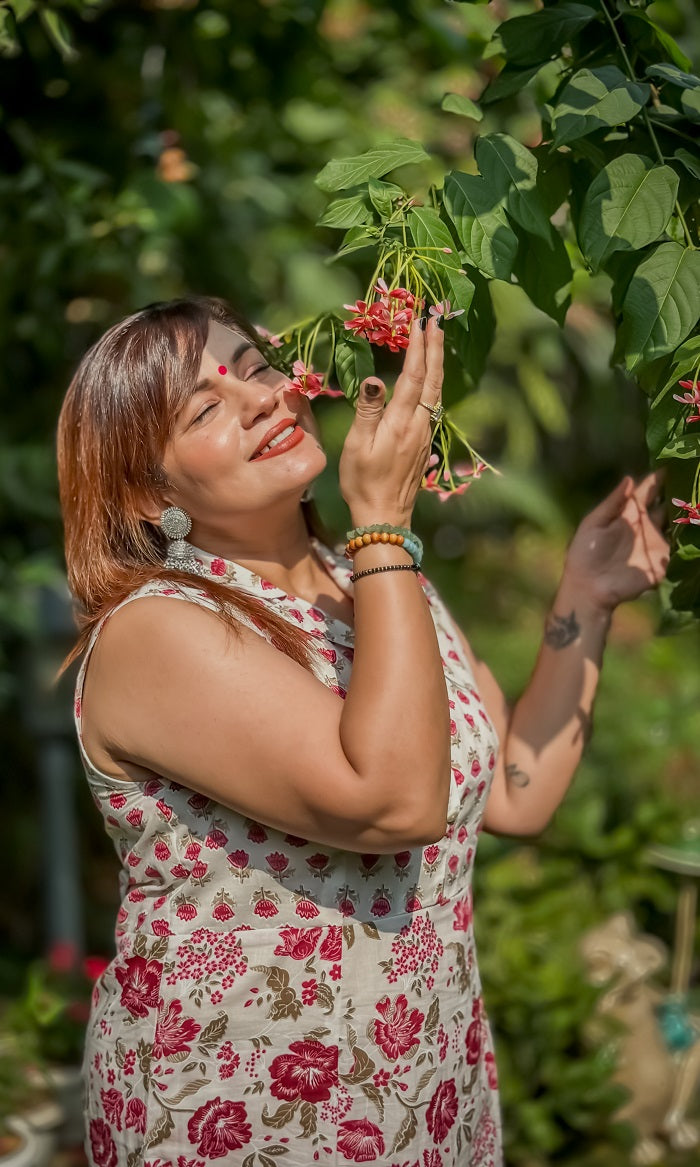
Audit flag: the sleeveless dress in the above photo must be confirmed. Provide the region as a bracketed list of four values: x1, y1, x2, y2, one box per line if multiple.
[75, 538, 503, 1167]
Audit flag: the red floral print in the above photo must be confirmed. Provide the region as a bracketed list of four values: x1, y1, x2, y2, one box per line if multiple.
[319, 925, 342, 961]
[187, 1098, 252, 1158]
[99, 1087, 123, 1130]
[426, 1079, 458, 1144]
[269, 1039, 338, 1102]
[274, 925, 322, 959]
[115, 955, 162, 1018]
[76, 545, 502, 1164]
[337, 1116, 386, 1161]
[466, 998, 484, 1065]
[124, 1097, 147, 1134]
[453, 893, 472, 932]
[152, 998, 202, 1058]
[89, 1118, 117, 1167]
[373, 994, 424, 1060]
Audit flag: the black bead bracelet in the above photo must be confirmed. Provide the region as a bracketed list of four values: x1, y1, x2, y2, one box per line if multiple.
[350, 563, 420, 583]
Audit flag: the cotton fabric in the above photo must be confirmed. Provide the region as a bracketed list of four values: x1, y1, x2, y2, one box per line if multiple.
[75, 539, 503, 1167]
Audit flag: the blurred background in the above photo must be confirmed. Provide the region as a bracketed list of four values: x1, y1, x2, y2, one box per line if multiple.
[0, 0, 698, 1163]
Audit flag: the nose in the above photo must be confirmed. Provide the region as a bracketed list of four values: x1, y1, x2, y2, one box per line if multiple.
[238, 371, 291, 429]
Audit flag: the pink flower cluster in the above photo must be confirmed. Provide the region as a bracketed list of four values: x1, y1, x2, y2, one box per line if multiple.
[672, 498, 700, 525]
[288, 359, 343, 401]
[673, 378, 700, 423]
[343, 279, 420, 352]
[424, 456, 485, 501]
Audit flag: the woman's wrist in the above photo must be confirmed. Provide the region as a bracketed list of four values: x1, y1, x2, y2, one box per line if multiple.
[348, 508, 413, 531]
[550, 572, 613, 639]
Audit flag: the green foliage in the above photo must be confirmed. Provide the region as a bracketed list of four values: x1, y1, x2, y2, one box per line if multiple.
[297, 0, 700, 612]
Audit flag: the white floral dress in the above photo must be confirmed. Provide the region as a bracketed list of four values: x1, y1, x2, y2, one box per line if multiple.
[74, 538, 503, 1167]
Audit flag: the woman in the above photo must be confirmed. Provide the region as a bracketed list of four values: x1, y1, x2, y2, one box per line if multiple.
[57, 295, 668, 1167]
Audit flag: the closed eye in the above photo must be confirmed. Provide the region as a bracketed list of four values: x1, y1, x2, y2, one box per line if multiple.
[246, 363, 271, 379]
[193, 403, 217, 424]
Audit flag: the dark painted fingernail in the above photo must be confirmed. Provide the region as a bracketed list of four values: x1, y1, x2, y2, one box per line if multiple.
[436, 317, 444, 330]
[364, 380, 381, 398]
[419, 316, 427, 331]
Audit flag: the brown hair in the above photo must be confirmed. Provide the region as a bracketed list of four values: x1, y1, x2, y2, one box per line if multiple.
[57, 295, 331, 673]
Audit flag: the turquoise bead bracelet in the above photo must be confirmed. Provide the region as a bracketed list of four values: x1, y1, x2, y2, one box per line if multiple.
[344, 523, 423, 568]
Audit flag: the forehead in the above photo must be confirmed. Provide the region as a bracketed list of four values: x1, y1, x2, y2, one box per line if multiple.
[200, 319, 256, 365]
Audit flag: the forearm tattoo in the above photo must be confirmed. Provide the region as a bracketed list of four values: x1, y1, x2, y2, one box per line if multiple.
[544, 609, 580, 649]
[506, 762, 531, 789]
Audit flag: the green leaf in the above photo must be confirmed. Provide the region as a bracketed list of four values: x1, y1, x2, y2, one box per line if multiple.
[620, 243, 700, 371]
[441, 93, 483, 121]
[475, 132, 551, 242]
[645, 64, 700, 90]
[443, 171, 518, 281]
[317, 194, 373, 230]
[622, 11, 692, 73]
[409, 206, 475, 322]
[657, 431, 700, 460]
[681, 89, 700, 123]
[39, 8, 77, 61]
[367, 178, 404, 219]
[315, 139, 430, 192]
[331, 226, 377, 260]
[674, 149, 700, 182]
[480, 63, 547, 105]
[512, 222, 572, 326]
[551, 67, 650, 147]
[577, 155, 678, 271]
[334, 336, 374, 404]
[495, 2, 598, 68]
[444, 270, 496, 395]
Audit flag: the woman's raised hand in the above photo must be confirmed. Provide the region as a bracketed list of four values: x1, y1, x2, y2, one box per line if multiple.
[339, 315, 444, 529]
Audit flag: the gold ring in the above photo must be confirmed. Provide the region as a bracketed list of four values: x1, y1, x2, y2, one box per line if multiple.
[418, 400, 444, 424]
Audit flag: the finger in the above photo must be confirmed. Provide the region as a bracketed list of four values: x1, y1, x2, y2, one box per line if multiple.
[350, 377, 386, 440]
[632, 469, 665, 510]
[387, 315, 426, 421]
[586, 476, 634, 526]
[421, 314, 445, 408]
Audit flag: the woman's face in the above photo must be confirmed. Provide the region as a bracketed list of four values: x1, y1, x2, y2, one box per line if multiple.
[159, 319, 326, 532]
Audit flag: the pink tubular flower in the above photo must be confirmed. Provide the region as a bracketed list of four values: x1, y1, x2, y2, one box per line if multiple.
[343, 285, 416, 353]
[254, 324, 283, 348]
[672, 498, 700, 525]
[428, 299, 465, 321]
[289, 359, 343, 400]
[423, 460, 485, 501]
[673, 378, 700, 423]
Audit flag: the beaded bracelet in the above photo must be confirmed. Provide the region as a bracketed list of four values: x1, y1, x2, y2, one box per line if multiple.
[350, 563, 420, 583]
[344, 524, 423, 568]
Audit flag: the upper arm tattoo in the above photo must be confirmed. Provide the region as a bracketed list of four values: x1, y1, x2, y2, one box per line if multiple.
[505, 762, 531, 789]
[544, 609, 580, 649]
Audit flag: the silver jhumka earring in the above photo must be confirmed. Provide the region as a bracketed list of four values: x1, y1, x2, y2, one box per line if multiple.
[160, 506, 206, 576]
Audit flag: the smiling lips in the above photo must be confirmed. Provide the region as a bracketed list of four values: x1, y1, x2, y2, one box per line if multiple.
[250, 422, 304, 461]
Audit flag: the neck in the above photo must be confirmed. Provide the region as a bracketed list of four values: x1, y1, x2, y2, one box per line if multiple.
[190, 502, 323, 594]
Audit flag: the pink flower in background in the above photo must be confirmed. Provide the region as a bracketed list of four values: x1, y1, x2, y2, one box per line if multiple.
[254, 324, 283, 348]
[428, 298, 465, 321]
[289, 360, 343, 399]
[673, 378, 700, 422]
[423, 460, 485, 501]
[672, 498, 700, 525]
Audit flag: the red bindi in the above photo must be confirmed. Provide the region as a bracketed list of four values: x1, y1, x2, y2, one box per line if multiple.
[217, 365, 227, 375]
